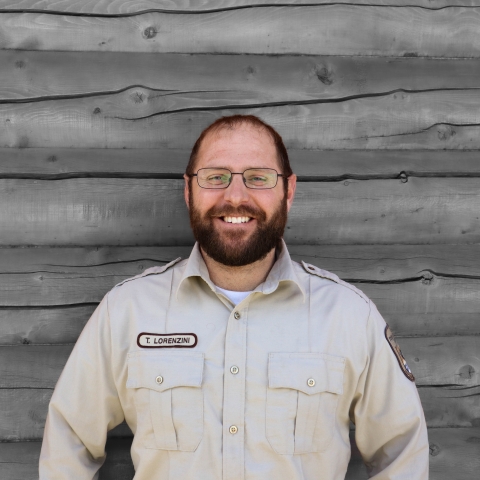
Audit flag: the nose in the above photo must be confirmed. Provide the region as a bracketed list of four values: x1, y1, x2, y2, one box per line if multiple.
[223, 173, 250, 206]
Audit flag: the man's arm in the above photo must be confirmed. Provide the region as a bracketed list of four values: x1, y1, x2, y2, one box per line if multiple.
[352, 301, 429, 478]
[39, 295, 125, 479]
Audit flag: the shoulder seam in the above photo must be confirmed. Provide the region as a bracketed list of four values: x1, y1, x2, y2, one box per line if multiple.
[301, 260, 369, 304]
[113, 257, 182, 288]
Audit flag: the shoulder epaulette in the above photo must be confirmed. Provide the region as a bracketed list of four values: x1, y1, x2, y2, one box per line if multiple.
[113, 257, 182, 288]
[301, 261, 368, 303]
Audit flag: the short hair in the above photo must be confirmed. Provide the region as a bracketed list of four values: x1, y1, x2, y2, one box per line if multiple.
[185, 115, 293, 178]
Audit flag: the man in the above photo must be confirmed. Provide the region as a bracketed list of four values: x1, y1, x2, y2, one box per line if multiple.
[40, 115, 429, 479]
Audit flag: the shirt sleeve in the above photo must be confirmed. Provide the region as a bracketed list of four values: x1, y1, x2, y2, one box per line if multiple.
[352, 300, 429, 479]
[39, 294, 125, 479]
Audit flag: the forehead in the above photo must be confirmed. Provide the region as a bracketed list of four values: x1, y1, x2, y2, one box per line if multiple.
[195, 124, 280, 170]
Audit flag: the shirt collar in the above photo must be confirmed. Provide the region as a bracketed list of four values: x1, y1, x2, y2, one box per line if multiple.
[176, 240, 305, 301]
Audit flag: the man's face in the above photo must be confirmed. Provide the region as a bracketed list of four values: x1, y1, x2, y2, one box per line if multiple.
[184, 124, 296, 267]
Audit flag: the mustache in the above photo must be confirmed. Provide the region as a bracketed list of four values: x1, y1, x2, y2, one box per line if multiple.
[206, 204, 266, 221]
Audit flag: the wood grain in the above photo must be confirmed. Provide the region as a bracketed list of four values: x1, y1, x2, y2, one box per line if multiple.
[4, 148, 480, 180]
[1, 336, 477, 390]
[1, 177, 480, 245]
[1, 428, 479, 480]
[2, 7, 480, 56]
[0, 1, 473, 15]
[3, 52, 480, 101]
[4, 91, 480, 149]
[3, 243, 480, 278]
[0, 438, 135, 480]
[2, 278, 479, 342]
[1, 381, 477, 441]
[2, 244, 480, 344]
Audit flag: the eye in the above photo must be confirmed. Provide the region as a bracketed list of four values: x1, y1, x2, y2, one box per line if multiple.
[206, 173, 229, 185]
[245, 171, 270, 186]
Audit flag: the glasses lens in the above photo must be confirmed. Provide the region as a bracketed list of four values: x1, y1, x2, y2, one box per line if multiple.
[197, 168, 231, 188]
[243, 168, 278, 189]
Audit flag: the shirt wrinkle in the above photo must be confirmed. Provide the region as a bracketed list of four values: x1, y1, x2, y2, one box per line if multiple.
[39, 241, 429, 480]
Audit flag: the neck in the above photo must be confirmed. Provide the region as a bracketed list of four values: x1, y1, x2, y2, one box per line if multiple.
[200, 247, 276, 291]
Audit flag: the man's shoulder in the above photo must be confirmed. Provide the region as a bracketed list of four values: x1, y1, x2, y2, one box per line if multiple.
[112, 257, 184, 290]
[294, 260, 370, 305]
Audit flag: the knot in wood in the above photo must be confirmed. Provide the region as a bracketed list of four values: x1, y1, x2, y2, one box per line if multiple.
[315, 65, 333, 85]
[143, 26, 157, 39]
[437, 125, 455, 141]
[93, 107, 101, 115]
[429, 443, 440, 456]
[458, 364, 475, 380]
[421, 272, 433, 285]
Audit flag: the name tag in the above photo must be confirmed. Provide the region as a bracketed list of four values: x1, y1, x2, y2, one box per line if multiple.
[137, 332, 198, 348]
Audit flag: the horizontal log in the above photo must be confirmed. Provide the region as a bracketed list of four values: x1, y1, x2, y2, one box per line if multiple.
[2, 278, 480, 343]
[1, 379, 477, 441]
[3, 52, 480, 102]
[5, 244, 480, 279]
[0, 1, 471, 15]
[1, 337, 477, 390]
[4, 148, 480, 180]
[0, 438, 135, 480]
[4, 92, 480, 150]
[1, 178, 480, 245]
[1, 7, 480, 56]
[0, 389, 132, 441]
[1, 428, 479, 480]
[2, 245, 480, 343]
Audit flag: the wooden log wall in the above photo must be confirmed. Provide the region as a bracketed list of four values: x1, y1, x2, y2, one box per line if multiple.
[0, 1, 479, 478]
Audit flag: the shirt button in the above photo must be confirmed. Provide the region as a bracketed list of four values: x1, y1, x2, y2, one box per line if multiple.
[230, 365, 239, 375]
[307, 378, 315, 387]
[155, 375, 164, 385]
[234, 311, 241, 320]
[229, 425, 238, 435]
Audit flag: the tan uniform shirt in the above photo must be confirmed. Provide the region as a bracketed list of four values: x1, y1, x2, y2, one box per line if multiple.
[39, 241, 429, 479]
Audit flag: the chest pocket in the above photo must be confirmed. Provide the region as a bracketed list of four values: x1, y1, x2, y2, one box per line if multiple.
[127, 351, 204, 451]
[266, 352, 345, 455]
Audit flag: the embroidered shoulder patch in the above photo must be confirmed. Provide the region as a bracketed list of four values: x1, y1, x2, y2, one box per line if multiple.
[137, 332, 198, 348]
[385, 325, 415, 382]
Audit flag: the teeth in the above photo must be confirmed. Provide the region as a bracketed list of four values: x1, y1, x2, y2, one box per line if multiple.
[223, 216, 251, 224]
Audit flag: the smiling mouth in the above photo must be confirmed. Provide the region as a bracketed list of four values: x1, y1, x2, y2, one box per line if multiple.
[220, 216, 252, 224]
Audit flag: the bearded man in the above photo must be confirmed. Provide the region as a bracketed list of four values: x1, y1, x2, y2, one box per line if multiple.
[40, 115, 429, 479]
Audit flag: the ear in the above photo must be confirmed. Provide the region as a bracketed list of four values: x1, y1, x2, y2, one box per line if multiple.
[286, 174, 297, 212]
[183, 174, 190, 211]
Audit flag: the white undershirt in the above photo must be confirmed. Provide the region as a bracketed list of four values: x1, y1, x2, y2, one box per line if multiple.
[215, 286, 252, 306]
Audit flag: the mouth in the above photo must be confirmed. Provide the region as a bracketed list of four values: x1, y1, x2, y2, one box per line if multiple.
[220, 216, 253, 224]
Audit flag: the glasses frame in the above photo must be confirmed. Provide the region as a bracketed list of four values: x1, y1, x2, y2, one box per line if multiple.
[191, 167, 285, 190]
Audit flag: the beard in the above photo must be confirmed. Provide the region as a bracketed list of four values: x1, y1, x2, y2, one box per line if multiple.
[189, 191, 288, 267]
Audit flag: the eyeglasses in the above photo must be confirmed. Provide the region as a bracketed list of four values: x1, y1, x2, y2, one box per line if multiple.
[191, 168, 285, 189]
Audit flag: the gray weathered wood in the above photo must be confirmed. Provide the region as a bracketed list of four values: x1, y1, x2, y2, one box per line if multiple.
[4, 92, 480, 149]
[1, 428, 479, 479]
[1, 382, 476, 441]
[0, 1, 473, 14]
[0, 438, 135, 480]
[1, 336, 477, 389]
[5, 244, 480, 279]
[0, 389, 132, 441]
[2, 7, 480, 56]
[4, 148, 480, 180]
[2, 277, 480, 342]
[3, 52, 480, 101]
[1, 178, 480, 245]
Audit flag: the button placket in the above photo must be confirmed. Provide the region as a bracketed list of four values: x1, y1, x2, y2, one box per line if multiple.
[223, 306, 247, 480]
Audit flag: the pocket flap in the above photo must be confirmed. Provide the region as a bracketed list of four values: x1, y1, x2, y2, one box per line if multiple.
[268, 353, 345, 395]
[127, 351, 204, 392]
